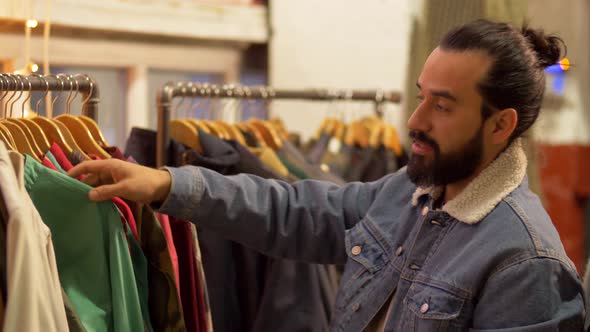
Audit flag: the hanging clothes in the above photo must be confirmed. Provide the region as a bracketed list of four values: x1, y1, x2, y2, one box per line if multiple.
[51, 142, 187, 332]
[0, 142, 69, 332]
[24, 154, 145, 332]
[126, 127, 339, 332]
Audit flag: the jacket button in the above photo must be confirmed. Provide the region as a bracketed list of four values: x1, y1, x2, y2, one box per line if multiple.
[430, 219, 442, 226]
[410, 263, 421, 270]
[395, 246, 404, 256]
[422, 206, 429, 216]
[352, 303, 361, 312]
[351, 245, 362, 256]
[420, 303, 429, 313]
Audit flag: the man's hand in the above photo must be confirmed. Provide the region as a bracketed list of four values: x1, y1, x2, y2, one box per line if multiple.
[67, 159, 172, 203]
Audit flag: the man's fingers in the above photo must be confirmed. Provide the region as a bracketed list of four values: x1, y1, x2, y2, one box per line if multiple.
[88, 183, 126, 202]
[68, 160, 115, 179]
[81, 173, 100, 187]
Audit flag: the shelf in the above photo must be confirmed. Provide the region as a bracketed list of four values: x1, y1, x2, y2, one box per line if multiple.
[1, 0, 269, 43]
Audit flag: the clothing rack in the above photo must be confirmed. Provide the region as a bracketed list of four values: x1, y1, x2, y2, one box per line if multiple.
[0, 74, 100, 120]
[156, 82, 402, 167]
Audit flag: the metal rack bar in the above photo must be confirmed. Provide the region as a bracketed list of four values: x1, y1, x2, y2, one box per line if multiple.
[0, 74, 100, 120]
[157, 81, 402, 166]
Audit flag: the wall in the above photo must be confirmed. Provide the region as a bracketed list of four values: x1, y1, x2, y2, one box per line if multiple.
[526, 0, 590, 272]
[269, 0, 421, 142]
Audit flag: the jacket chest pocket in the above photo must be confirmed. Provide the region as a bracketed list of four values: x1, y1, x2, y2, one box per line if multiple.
[400, 283, 467, 332]
[336, 219, 393, 308]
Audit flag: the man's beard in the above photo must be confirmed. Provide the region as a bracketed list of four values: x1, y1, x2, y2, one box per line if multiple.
[407, 126, 484, 187]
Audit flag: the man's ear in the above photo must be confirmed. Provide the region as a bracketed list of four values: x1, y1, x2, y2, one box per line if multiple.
[490, 108, 518, 144]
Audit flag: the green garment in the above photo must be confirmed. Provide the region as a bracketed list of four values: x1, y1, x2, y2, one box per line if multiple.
[277, 154, 309, 180]
[45, 152, 66, 173]
[62, 288, 88, 332]
[24, 155, 144, 332]
[127, 228, 153, 332]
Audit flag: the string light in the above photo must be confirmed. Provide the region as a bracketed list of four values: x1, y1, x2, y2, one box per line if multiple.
[559, 57, 570, 71]
[26, 19, 38, 28]
[30, 63, 39, 73]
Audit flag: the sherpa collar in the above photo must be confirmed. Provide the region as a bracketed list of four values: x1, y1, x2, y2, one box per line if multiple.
[411, 139, 527, 224]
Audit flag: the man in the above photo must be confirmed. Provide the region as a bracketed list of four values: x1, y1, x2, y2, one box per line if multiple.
[69, 19, 585, 331]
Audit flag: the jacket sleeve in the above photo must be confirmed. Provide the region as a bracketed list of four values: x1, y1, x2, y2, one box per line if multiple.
[470, 257, 586, 331]
[155, 165, 389, 264]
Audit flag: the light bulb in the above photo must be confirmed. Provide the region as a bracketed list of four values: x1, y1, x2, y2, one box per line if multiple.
[31, 63, 39, 73]
[559, 57, 570, 71]
[26, 19, 38, 28]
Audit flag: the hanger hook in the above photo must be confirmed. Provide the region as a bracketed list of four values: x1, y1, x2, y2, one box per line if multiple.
[200, 84, 212, 119]
[10, 75, 27, 117]
[180, 82, 194, 119]
[209, 85, 223, 120]
[187, 83, 203, 118]
[67, 75, 80, 115]
[7, 74, 24, 118]
[0, 74, 6, 119]
[59, 74, 75, 115]
[190, 84, 208, 119]
[21, 75, 33, 118]
[2, 75, 16, 119]
[258, 86, 269, 119]
[35, 75, 50, 114]
[173, 82, 188, 120]
[73, 73, 94, 107]
[51, 74, 66, 110]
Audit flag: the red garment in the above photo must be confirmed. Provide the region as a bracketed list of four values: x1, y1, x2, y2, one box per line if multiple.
[49, 143, 74, 170]
[112, 197, 139, 242]
[104, 146, 126, 160]
[156, 213, 180, 295]
[170, 218, 207, 332]
[41, 157, 59, 172]
[49, 143, 85, 181]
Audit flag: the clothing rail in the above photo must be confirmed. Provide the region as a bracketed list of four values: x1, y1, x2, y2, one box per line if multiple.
[156, 82, 402, 166]
[0, 74, 100, 120]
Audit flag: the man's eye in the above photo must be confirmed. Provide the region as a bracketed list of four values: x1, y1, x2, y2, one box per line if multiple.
[435, 104, 447, 111]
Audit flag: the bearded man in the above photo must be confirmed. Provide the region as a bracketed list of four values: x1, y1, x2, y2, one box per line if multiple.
[70, 19, 585, 331]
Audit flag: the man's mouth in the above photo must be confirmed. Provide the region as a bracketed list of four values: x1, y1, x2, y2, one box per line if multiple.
[412, 140, 433, 155]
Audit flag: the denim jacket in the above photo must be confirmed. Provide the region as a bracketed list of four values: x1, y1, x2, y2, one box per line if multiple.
[156, 139, 585, 331]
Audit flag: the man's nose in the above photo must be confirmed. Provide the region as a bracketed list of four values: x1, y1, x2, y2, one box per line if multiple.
[407, 103, 432, 133]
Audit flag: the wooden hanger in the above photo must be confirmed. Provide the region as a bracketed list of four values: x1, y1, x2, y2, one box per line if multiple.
[1, 76, 43, 157]
[79, 115, 109, 147]
[382, 124, 403, 156]
[186, 119, 212, 134]
[15, 75, 51, 154]
[0, 123, 16, 150]
[170, 119, 204, 153]
[248, 119, 283, 150]
[20, 118, 51, 153]
[23, 74, 74, 155]
[269, 118, 289, 140]
[236, 122, 268, 148]
[74, 75, 110, 147]
[0, 78, 41, 160]
[369, 122, 386, 149]
[214, 120, 247, 145]
[6, 119, 44, 156]
[344, 120, 370, 148]
[333, 121, 346, 141]
[46, 76, 91, 159]
[1, 121, 40, 160]
[54, 75, 110, 159]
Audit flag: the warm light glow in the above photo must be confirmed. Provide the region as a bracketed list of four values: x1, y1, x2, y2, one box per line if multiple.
[26, 19, 38, 28]
[31, 63, 39, 73]
[559, 57, 570, 71]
